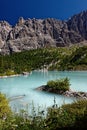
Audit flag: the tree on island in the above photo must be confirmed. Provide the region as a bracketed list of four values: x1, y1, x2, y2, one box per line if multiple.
[47, 77, 70, 93]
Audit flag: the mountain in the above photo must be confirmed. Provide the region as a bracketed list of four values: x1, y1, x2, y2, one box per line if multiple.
[0, 10, 87, 54]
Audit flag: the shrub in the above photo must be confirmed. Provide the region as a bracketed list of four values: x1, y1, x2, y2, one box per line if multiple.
[0, 93, 12, 119]
[47, 77, 70, 92]
[45, 99, 87, 129]
[0, 93, 87, 129]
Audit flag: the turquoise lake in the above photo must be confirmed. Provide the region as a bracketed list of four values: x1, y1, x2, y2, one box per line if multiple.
[0, 71, 87, 111]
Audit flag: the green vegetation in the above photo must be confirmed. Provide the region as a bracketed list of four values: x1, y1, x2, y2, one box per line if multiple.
[46, 99, 87, 129]
[0, 45, 87, 76]
[0, 92, 87, 129]
[0, 93, 11, 119]
[47, 77, 70, 93]
[0, 93, 12, 129]
[59, 45, 87, 70]
[0, 46, 87, 129]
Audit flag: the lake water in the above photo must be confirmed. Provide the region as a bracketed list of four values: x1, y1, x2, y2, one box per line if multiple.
[0, 70, 87, 111]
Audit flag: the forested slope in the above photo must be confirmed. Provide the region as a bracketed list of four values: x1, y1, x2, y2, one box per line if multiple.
[0, 46, 87, 75]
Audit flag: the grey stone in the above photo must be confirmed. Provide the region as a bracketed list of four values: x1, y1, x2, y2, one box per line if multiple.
[0, 10, 87, 54]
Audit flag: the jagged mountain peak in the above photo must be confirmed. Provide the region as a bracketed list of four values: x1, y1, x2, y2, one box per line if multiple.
[0, 10, 87, 54]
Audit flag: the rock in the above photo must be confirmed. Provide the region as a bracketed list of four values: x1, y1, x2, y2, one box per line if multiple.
[22, 72, 29, 75]
[17, 17, 25, 26]
[0, 39, 5, 48]
[0, 21, 12, 41]
[67, 11, 87, 40]
[0, 10, 87, 54]
[36, 85, 87, 99]
[36, 85, 46, 91]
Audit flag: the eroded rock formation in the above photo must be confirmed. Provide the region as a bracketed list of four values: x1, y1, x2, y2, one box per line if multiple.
[0, 11, 87, 54]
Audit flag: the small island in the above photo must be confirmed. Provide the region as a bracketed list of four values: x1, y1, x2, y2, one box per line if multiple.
[36, 77, 87, 99]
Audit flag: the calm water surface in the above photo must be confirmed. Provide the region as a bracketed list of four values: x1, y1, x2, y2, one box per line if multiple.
[0, 71, 87, 111]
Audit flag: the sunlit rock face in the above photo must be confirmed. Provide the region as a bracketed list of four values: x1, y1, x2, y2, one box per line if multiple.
[0, 11, 87, 54]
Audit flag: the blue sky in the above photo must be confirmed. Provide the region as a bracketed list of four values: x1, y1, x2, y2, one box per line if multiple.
[0, 0, 87, 25]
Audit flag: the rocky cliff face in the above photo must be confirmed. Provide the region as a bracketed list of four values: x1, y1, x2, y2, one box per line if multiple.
[0, 11, 87, 54]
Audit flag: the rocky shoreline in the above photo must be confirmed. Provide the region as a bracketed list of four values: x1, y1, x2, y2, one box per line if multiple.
[36, 85, 87, 99]
[0, 72, 31, 78]
[0, 74, 21, 78]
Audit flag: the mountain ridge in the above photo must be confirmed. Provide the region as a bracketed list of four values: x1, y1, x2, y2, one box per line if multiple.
[0, 10, 87, 54]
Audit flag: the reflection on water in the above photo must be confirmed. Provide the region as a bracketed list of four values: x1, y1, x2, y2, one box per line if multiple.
[0, 71, 87, 111]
